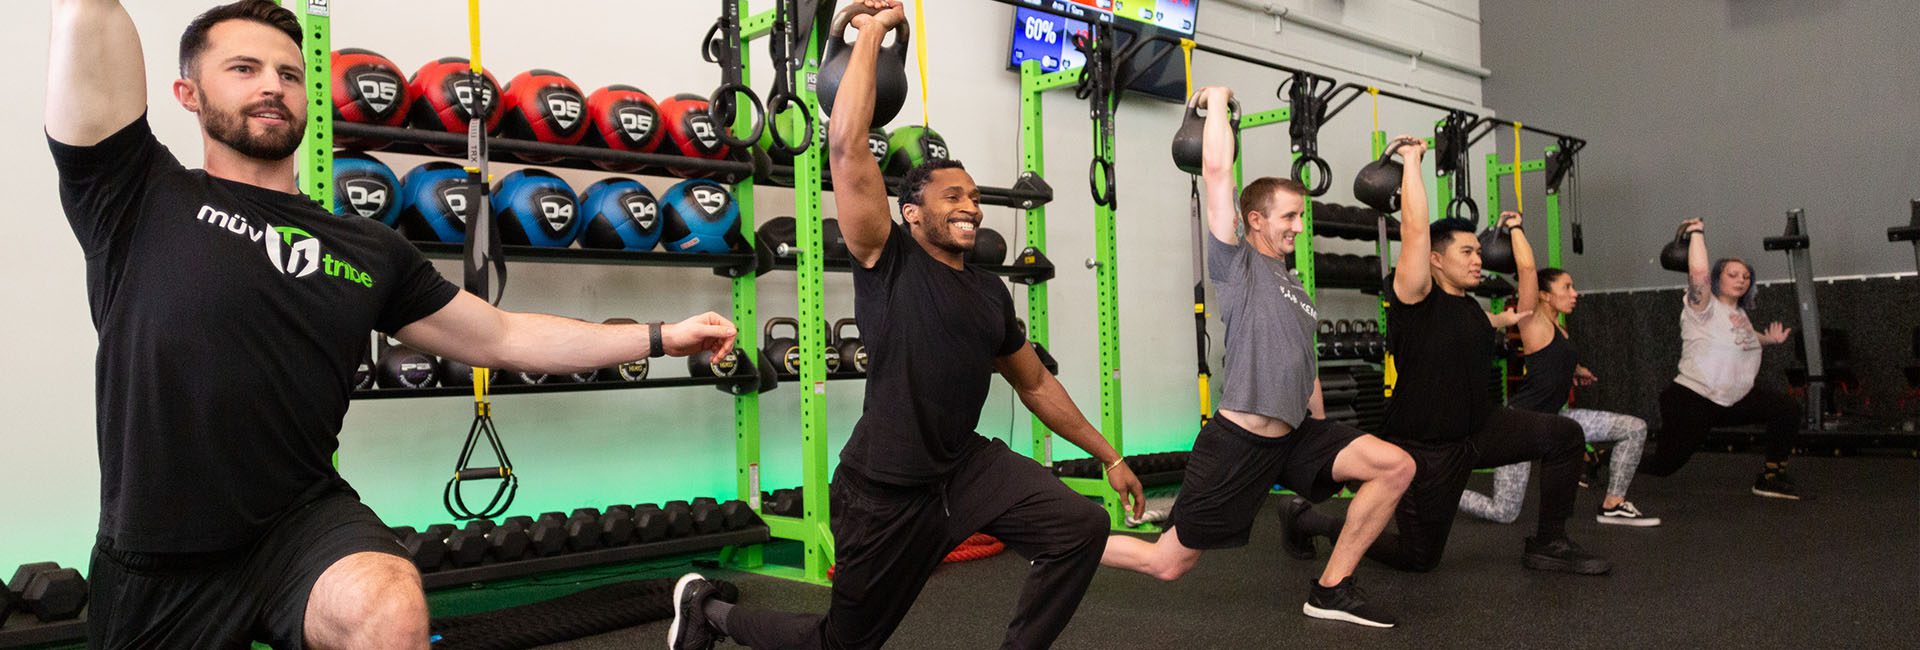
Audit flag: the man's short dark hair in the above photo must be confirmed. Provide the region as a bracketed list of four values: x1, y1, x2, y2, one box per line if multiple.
[898, 158, 968, 217]
[1428, 217, 1479, 251]
[179, 0, 303, 79]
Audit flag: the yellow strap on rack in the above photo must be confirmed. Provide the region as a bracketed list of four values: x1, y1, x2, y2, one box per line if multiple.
[466, 0, 482, 72]
[914, 0, 930, 126]
[1369, 86, 1380, 133]
[1512, 122, 1523, 213]
[1180, 38, 1195, 98]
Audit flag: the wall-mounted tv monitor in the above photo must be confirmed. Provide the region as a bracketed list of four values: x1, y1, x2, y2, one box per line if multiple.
[1006, 2, 1196, 102]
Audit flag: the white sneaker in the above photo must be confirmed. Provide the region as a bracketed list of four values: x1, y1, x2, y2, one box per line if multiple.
[1596, 501, 1661, 527]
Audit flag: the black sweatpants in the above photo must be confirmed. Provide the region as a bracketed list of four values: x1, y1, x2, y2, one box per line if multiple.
[1310, 407, 1584, 573]
[726, 440, 1110, 649]
[1644, 381, 1798, 476]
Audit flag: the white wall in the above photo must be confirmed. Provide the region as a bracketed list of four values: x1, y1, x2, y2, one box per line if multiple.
[0, 0, 1482, 571]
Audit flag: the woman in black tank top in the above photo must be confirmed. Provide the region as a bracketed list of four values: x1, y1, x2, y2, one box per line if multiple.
[1459, 268, 1662, 527]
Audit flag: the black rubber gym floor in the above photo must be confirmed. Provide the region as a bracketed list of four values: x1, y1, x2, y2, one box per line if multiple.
[527, 453, 1917, 648]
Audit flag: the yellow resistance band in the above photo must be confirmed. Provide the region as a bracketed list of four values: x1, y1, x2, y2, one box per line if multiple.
[914, 0, 930, 126]
[1369, 86, 1380, 133]
[1512, 122, 1523, 213]
[1180, 38, 1195, 98]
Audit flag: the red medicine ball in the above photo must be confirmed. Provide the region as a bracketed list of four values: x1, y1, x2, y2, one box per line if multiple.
[498, 69, 589, 163]
[331, 49, 411, 149]
[408, 57, 504, 154]
[657, 93, 730, 178]
[581, 85, 664, 172]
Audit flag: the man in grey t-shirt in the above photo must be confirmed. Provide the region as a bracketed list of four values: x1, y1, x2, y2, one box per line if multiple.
[1097, 86, 1416, 628]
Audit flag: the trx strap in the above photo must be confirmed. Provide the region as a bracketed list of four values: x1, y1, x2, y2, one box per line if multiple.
[1279, 70, 1334, 196]
[1511, 122, 1524, 215]
[914, 0, 931, 127]
[764, 0, 817, 156]
[446, 0, 515, 521]
[703, 0, 766, 148]
[1180, 39, 1210, 425]
[1074, 24, 1118, 208]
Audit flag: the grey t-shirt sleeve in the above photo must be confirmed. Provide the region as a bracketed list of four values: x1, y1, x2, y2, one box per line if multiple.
[1205, 232, 1248, 286]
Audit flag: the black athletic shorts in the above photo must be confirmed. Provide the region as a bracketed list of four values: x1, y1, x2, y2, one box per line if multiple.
[86, 489, 406, 649]
[1168, 415, 1364, 550]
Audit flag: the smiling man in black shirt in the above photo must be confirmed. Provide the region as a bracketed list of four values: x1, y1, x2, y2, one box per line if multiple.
[669, 2, 1143, 649]
[46, 2, 738, 647]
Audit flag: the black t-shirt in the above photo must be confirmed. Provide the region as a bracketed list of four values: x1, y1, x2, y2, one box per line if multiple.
[1381, 286, 1494, 442]
[839, 223, 1025, 485]
[51, 116, 460, 552]
[1510, 329, 1577, 414]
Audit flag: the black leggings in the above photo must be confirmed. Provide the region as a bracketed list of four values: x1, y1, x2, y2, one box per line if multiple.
[1303, 408, 1585, 573]
[1644, 382, 1798, 476]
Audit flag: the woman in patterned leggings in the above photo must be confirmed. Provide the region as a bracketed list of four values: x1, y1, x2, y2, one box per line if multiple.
[1459, 268, 1661, 527]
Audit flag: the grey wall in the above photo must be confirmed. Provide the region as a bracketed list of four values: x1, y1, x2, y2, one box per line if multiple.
[1481, 0, 1920, 291]
[1, 0, 1485, 570]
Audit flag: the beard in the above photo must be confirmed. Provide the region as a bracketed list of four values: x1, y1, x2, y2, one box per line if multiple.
[911, 213, 974, 256]
[200, 92, 305, 161]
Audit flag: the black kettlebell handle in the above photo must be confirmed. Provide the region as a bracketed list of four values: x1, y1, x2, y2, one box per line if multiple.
[1362, 320, 1380, 334]
[1333, 320, 1354, 334]
[829, 3, 911, 54]
[1318, 320, 1335, 336]
[764, 317, 799, 343]
[833, 318, 860, 342]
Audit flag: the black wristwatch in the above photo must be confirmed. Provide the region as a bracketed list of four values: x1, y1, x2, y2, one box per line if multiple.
[647, 321, 666, 358]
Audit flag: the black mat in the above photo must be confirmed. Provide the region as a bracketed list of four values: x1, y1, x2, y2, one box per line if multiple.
[531, 453, 1918, 648]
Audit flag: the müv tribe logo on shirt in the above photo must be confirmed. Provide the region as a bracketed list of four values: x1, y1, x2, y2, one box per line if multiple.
[195, 204, 375, 288]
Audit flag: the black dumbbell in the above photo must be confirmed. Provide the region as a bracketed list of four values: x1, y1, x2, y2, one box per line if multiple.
[529, 512, 569, 557]
[8, 564, 87, 622]
[565, 511, 603, 552]
[446, 524, 490, 568]
[633, 504, 669, 543]
[690, 498, 724, 535]
[390, 528, 447, 572]
[599, 508, 636, 547]
[424, 523, 456, 540]
[719, 500, 756, 530]
[490, 518, 531, 562]
[769, 488, 803, 518]
[663, 501, 694, 538]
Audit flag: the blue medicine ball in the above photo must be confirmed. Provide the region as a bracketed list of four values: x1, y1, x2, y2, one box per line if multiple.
[578, 178, 662, 251]
[491, 169, 581, 248]
[659, 179, 741, 253]
[331, 151, 401, 226]
[396, 161, 476, 243]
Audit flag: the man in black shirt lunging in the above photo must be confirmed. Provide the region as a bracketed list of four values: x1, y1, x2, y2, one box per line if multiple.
[669, 2, 1145, 648]
[46, 2, 738, 647]
[1279, 136, 1611, 576]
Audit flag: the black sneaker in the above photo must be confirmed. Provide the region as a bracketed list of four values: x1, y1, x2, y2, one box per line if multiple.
[670, 573, 724, 650]
[1752, 472, 1803, 500]
[1277, 496, 1317, 560]
[1596, 501, 1662, 527]
[1302, 576, 1396, 628]
[1522, 536, 1611, 575]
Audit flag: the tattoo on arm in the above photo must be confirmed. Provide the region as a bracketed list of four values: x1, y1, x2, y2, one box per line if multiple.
[1686, 281, 1707, 307]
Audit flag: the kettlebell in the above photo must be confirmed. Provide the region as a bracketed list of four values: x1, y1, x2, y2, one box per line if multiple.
[688, 346, 744, 378]
[822, 319, 843, 373]
[1353, 138, 1420, 214]
[377, 341, 439, 389]
[1171, 94, 1239, 175]
[1316, 320, 1335, 358]
[1479, 221, 1518, 275]
[817, 3, 910, 129]
[834, 318, 868, 373]
[353, 352, 376, 390]
[764, 317, 801, 378]
[822, 218, 850, 261]
[1330, 320, 1355, 359]
[1361, 320, 1384, 359]
[1659, 225, 1697, 272]
[967, 227, 1008, 265]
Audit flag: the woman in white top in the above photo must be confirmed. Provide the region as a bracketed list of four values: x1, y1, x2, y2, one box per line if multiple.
[1645, 218, 1803, 499]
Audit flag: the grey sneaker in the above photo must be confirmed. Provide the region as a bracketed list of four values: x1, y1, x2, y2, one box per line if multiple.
[1752, 472, 1803, 500]
[1302, 576, 1397, 628]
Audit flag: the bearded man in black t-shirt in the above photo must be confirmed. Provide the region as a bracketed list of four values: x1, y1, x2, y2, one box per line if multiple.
[46, 2, 738, 647]
[1277, 136, 1612, 577]
[668, 2, 1145, 649]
